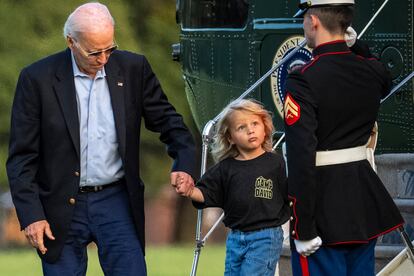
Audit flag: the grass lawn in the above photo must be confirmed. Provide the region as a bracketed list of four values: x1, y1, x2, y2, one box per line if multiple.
[0, 244, 225, 275]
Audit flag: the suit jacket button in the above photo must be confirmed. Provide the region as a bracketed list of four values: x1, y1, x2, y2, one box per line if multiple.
[74, 171, 80, 177]
[290, 216, 294, 221]
[292, 230, 296, 235]
[69, 198, 76, 205]
[289, 201, 293, 207]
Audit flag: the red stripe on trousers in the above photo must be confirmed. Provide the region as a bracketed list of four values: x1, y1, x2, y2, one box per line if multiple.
[299, 255, 310, 276]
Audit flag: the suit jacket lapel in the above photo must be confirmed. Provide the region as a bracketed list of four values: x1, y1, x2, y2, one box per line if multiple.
[105, 58, 126, 159]
[53, 49, 80, 159]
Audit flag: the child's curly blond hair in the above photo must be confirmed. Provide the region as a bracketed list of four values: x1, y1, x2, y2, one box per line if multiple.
[211, 99, 274, 162]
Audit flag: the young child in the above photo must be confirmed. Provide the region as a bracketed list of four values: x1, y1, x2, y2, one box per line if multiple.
[177, 99, 289, 276]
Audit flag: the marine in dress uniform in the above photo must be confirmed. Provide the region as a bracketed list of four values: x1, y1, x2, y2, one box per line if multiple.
[284, 1, 404, 275]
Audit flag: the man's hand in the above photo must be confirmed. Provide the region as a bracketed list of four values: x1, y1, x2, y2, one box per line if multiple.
[170, 171, 194, 196]
[24, 220, 55, 255]
[294, 236, 322, 257]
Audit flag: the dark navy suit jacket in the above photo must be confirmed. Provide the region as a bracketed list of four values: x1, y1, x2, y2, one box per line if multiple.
[7, 48, 197, 262]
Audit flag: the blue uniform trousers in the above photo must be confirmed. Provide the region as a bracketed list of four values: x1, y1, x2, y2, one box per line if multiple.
[291, 239, 376, 276]
[42, 184, 146, 276]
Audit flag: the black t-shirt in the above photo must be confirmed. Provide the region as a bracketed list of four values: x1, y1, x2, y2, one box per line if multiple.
[194, 151, 290, 232]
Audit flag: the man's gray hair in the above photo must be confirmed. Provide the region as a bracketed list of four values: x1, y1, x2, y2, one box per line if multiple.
[63, 2, 115, 39]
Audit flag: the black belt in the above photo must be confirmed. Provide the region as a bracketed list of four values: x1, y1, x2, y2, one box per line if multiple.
[78, 179, 124, 193]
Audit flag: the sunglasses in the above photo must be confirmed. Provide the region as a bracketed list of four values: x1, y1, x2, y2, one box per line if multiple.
[70, 37, 118, 58]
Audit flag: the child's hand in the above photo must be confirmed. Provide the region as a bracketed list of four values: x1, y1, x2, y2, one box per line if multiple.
[170, 171, 194, 196]
[177, 181, 195, 197]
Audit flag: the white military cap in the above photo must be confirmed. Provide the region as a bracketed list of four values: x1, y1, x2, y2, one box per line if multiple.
[294, 0, 355, 18]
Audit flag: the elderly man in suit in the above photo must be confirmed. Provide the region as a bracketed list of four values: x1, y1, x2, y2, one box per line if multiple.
[6, 2, 196, 275]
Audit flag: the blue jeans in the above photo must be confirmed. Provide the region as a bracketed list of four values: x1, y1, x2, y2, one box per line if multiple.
[42, 184, 146, 276]
[225, 227, 284, 276]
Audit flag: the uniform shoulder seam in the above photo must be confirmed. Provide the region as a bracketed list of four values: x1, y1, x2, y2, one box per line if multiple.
[301, 51, 352, 73]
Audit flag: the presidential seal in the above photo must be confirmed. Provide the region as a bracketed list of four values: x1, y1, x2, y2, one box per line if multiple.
[271, 36, 312, 117]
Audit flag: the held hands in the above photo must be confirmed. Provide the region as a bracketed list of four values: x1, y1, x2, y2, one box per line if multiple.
[294, 236, 322, 257]
[24, 220, 55, 255]
[344, 26, 357, 47]
[170, 171, 194, 196]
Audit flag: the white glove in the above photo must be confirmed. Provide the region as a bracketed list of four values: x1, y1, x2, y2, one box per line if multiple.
[294, 236, 322, 257]
[344, 26, 357, 47]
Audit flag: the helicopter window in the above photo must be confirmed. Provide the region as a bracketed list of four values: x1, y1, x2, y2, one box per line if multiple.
[182, 0, 249, 28]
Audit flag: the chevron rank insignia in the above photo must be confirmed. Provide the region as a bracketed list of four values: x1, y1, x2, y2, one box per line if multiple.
[284, 93, 300, 125]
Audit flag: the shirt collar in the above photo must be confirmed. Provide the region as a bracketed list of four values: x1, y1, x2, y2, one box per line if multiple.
[312, 40, 350, 57]
[70, 51, 106, 79]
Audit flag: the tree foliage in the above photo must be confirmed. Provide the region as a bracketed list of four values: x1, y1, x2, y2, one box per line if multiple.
[0, 0, 197, 196]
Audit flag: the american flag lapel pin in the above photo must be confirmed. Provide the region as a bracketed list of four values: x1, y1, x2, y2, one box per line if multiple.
[117, 82, 124, 87]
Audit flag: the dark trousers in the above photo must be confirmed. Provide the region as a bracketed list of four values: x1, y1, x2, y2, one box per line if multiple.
[42, 184, 146, 276]
[291, 239, 376, 276]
